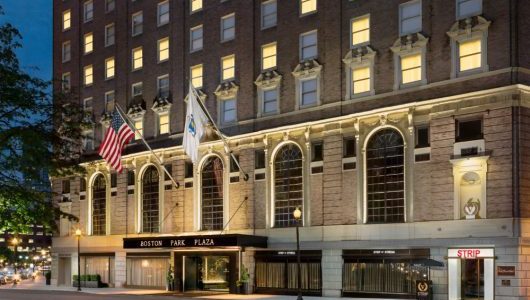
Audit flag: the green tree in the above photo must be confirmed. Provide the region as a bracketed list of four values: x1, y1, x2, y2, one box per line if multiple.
[0, 7, 84, 233]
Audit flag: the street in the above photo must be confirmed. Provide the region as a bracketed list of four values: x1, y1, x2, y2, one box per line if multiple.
[0, 289, 185, 300]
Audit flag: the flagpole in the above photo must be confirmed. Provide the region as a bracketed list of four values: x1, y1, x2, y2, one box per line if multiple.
[189, 84, 249, 181]
[114, 103, 180, 189]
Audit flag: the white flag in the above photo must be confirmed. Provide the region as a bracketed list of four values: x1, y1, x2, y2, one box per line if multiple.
[183, 84, 209, 163]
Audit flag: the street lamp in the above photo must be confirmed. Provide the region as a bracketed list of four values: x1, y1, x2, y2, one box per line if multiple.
[11, 237, 19, 276]
[75, 229, 82, 291]
[293, 207, 303, 300]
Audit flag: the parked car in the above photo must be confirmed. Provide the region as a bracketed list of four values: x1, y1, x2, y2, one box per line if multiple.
[0, 273, 6, 285]
[4, 273, 14, 283]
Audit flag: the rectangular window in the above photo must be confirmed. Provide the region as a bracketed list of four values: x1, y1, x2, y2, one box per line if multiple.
[62, 179, 70, 194]
[105, 23, 115, 46]
[132, 82, 143, 97]
[159, 114, 170, 135]
[300, 0, 317, 15]
[230, 155, 240, 173]
[105, 91, 115, 112]
[83, 97, 93, 112]
[415, 126, 429, 148]
[191, 0, 202, 13]
[459, 39, 481, 72]
[157, 75, 170, 98]
[352, 66, 371, 95]
[84, 0, 94, 22]
[351, 16, 370, 46]
[158, 37, 169, 62]
[261, 0, 277, 29]
[62, 73, 71, 91]
[111, 173, 117, 188]
[190, 25, 203, 52]
[400, 1, 422, 36]
[221, 13, 236, 42]
[127, 170, 135, 186]
[221, 55, 235, 81]
[311, 142, 323, 162]
[62, 41, 71, 62]
[164, 164, 172, 181]
[80, 177, 87, 192]
[255, 149, 265, 169]
[134, 119, 143, 140]
[457, 0, 482, 19]
[300, 31, 317, 61]
[84, 33, 93, 54]
[263, 89, 278, 114]
[132, 11, 143, 36]
[105, 0, 115, 12]
[191, 64, 203, 88]
[343, 137, 356, 158]
[105, 57, 115, 79]
[185, 161, 193, 178]
[456, 119, 483, 142]
[84, 65, 93, 86]
[401, 53, 422, 84]
[63, 10, 71, 30]
[262, 42, 277, 70]
[301, 78, 317, 106]
[158, 1, 170, 26]
[221, 98, 236, 124]
[132, 47, 143, 70]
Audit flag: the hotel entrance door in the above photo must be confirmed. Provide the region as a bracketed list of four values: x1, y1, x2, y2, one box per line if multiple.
[180, 253, 236, 293]
[462, 259, 484, 300]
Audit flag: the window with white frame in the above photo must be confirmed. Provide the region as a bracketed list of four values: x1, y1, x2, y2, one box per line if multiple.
[458, 39, 482, 72]
[84, 65, 93, 86]
[132, 47, 143, 70]
[261, 0, 277, 29]
[262, 88, 278, 115]
[134, 118, 143, 140]
[105, 91, 115, 112]
[273, 144, 304, 227]
[84, 0, 94, 22]
[221, 55, 235, 81]
[262, 42, 277, 70]
[157, 75, 170, 98]
[62, 41, 71, 62]
[191, 64, 203, 88]
[221, 98, 236, 124]
[190, 25, 203, 52]
[399, 0, 422, 36]
[300, 78, 318, 107]
[158, 1, 170, 26]
[191, 0, 202, 13]
[351, 15, 370, 47]
[63, 10, 71, 30]
[221, 13, 235, 42]
[84, 33, 93, 54]
[300, 30, 317, 61]
[158, 37, 169, 62]
[105, 0, 115, 13]
[300, 0, 317, 15]
[132, 11, 143, 36]
[400, 53, 422, 85]
[132, 82, 143, 97]
[62, 73, 71, 91]
[352, 66, 371, 95]
[456, 0, 482, 20]
[84, 97, 93, 112]
[158, 114, 170, 135]
[105, 57, 115, 79]
[105, 23, 115, 46]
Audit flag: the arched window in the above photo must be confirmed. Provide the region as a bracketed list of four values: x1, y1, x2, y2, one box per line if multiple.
[201, 156, 224, 231]
[142, 166, 159, 233]
[92, 174, 106, 235]
[366, 128, 405, 223]
[274, 143, 303, 227]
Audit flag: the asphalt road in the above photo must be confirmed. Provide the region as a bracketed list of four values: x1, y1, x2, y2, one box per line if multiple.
[0, 289, 196, 300]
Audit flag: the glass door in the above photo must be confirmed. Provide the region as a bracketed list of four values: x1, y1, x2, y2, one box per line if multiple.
[462, 259, 484, 300]
[184, 255, 230, 292]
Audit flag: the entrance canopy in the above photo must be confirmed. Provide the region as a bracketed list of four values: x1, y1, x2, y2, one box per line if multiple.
[123, 234, 267, 249]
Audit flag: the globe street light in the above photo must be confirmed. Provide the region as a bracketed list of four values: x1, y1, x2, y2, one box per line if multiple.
[75, 229, 82, 291]
[293, 207, 303, 300]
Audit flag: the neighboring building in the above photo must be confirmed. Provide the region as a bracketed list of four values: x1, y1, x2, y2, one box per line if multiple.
[51, 0, 530, 299]
[0, 227, 52, 254]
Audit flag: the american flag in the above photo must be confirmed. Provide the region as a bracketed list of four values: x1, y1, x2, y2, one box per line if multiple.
[98, 109, 135, 173]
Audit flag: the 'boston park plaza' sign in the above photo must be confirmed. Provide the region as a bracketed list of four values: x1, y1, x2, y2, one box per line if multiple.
[123, 234, 267, 249]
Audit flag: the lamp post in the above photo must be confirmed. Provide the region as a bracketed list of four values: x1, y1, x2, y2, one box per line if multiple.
[75, 229, 82, 291]
[11, 238, 19, 276]
[293, 207, 303, 300]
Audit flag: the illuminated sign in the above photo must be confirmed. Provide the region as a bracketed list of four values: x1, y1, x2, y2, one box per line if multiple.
[447, 248, 494, 259]
[123, 234, 267, 249]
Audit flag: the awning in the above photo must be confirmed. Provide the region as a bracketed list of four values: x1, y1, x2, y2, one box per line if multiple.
[123, 234, 267, 249]
[412, 258, 444, 267]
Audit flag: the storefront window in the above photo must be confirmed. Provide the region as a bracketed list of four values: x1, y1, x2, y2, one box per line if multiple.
[92, 174, 106, 235]
[142, 166, 159, 233]
[201, 156, 224, 231]
[126, 257, 169, 288]
[273, 144, 303, 228]
[81, 256, 114, 285]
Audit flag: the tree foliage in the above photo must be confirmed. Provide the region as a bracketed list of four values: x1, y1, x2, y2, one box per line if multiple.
[0, 7, 85, 233]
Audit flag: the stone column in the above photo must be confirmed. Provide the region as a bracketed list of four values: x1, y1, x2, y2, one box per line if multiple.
[321, 249, 342, 297]
[114, 252, 126, 288]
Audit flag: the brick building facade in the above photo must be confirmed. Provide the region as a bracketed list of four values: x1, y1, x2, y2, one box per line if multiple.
[52, 0, 530, 299]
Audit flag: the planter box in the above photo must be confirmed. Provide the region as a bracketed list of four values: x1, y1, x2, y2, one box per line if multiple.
[73, 281, 100, 288]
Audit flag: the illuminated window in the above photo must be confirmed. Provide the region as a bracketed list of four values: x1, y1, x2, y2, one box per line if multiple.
[84, 0, 94, 22]
[221, 55, 235, 81]
[158, 38, 169, 62]
[142, 166, 160, 233]
[352, 66, 371, 95]
[201, 156, 224, 230]
[62, 73, 71, 91]
[62, 41, 71, 62]
[399, 1, 422, 36]
[157, 75, 169, 98]
[132, 11, 143, 36]
[191, 0, 202, 13]
[84, 33, 93, 54]
[221, 13, 235, 42]
[300, 0, 317, 15]
[63, 10, 71, 30]
[159, 114, 170, 135]
[158, 1, 170, 26]
[221, 98, 236, 124]
[105, 23, 115, 46]
[132, 47, 143, 70]
[92, 174, 106, 235]
[134, 119, 143, 140]
[105, 91, 115, 112]
[300, 30, 317, 61]
[351, 15, 370, 46]
[190, 25, 203, 52]
[84, 65, 93, 86]
[456, 0, 482, 19]
[191, 64, 203, 88]
[261, 0, 277, 29]
[458, 39, 481, 72]
[105, 57, 115, 79]
[273, 144, 303, 227]
[400, 53, 422, 84]
[262, 42, 277, 70]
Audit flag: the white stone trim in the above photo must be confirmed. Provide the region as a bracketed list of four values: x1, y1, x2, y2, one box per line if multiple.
[343, 46, 376, 100]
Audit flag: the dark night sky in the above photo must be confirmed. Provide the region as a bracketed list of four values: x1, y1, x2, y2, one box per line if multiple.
[1, 0, 52, 81]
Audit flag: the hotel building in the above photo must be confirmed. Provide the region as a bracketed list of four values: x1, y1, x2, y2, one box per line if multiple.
[52, 0, 530, 299]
